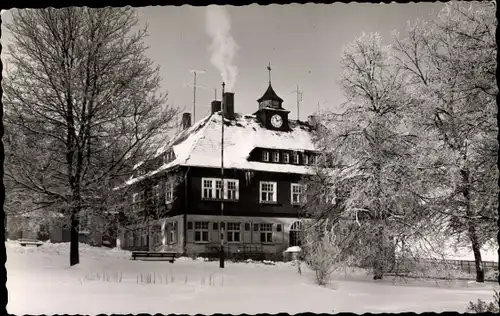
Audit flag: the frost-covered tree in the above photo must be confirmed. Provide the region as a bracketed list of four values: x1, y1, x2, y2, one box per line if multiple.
[393, 1, 497, 282]
[3, 7, 177, 266]
[303, 33, 437, 280]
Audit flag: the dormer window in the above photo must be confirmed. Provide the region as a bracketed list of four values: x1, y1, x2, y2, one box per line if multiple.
[262, 151, 270, 162]
[304, 154, 310, 165]
[283, 153, 290, 163]
[292, 153, 300, 164]
[272, 152, 279, 162]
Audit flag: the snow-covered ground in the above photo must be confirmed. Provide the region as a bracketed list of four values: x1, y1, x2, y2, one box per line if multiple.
[6, 241, 499, 315]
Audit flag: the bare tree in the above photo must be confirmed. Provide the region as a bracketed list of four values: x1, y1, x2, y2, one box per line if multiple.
[116, 171, 184, 251]
[3, 7, 177, 266]
[393, 1, 497, 282]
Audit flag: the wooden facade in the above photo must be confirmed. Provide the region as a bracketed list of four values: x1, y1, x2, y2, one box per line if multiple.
[119, 82, 314, 259]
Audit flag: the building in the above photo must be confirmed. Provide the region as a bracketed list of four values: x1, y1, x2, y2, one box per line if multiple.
[118, 78, 320, 260]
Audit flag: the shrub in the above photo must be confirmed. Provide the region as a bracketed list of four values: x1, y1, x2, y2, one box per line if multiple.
[466, 290, 500, 313]
[302, 227, 350, 286]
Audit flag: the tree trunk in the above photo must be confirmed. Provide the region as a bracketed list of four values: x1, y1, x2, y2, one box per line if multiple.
[372, 226, 385, 280]
[460, 162, 484, 283]
[372, 161, 384, 280]
[70, 211, 80, 266]
[468, 223, 484, 282]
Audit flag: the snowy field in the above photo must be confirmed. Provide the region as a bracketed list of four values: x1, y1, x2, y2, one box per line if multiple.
[7, 241, 499, 315]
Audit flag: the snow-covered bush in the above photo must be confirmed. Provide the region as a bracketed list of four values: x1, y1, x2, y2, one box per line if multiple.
[302, 225, 352, 285]
[466, 290, 499, 313]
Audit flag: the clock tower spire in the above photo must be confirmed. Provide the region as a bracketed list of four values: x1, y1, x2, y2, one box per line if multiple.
[267, 62, 272, 84]
[254, 64, 290, 131]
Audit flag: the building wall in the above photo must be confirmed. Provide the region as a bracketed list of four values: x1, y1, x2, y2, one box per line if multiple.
[184, 214, 307, 259]
[123, 166, 310, 259]
[188, 167, 305, 217]
[119, 214, 185, 254]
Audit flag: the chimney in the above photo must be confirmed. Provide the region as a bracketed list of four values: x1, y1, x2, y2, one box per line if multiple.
[181, 113, 192, 130]
[308, 115, 318, 127]
[211, 100, 222, 114]
[223, 92, 235, 120]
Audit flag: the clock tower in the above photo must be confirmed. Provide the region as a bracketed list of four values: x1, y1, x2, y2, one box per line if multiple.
[255, 63, 290, 131]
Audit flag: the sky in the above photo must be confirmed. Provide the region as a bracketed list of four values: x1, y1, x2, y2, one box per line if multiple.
[1, 3, 445, 123]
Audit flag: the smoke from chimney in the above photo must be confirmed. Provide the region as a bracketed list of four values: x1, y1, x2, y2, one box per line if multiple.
[205, 6, 239, 91]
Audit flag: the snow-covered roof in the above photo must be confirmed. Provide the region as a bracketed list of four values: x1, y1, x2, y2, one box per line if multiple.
[121, 112, 318, 187]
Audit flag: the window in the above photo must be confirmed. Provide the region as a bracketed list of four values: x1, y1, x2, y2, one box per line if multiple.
[253, 223, 259, 231]
[283, 153, 290, 163]
[132, 191, 144, 211]
[153, 225, 161, 245]
[303, 154, 310, 165]
[292, 153, 300, 164]
[321, 188, 336, 204]
[324, 194, 336, 204]
[187, 222, 193, 230]
[245, 223, 250, 231]
[153, 185, 160, 205]
[260, 181, 277, 203]
[164, 150, 175, 164]
[291, 184, 305, 205]
[213, 222, 219, 230]
[227, 222, 241, 242]
[202, 179, 214, 199]
[262, 151, 269, 162]
[168, 222, 177, 244]
[260, 223, 273, 243]
[194, 221, 209, 243]
[272, 152, 279, 162]
[311, 155, 318, 165]
[134, 230, 140, 246]
[290, 221, 304, 247]
[226, 179, 239, 200]
[127, 231, 133, 247]
[202, 178, 239, 200]
[215, 180, 223, 199]
[277, 224, 282, 232]
[165, 181, 174, 203]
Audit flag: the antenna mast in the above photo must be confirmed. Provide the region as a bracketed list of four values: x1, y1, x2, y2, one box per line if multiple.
[188, 69, 206, 123]
[291, 85, 303, 121]
[220, 82, 226, 269]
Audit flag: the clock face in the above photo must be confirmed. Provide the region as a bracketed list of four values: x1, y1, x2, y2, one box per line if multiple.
[271, 114, 283, 128]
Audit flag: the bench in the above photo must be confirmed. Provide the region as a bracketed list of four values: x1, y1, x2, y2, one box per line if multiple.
[131, 251, 176, 263]
[390, 269, 412, 283]
[18, 239, 43, 247]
